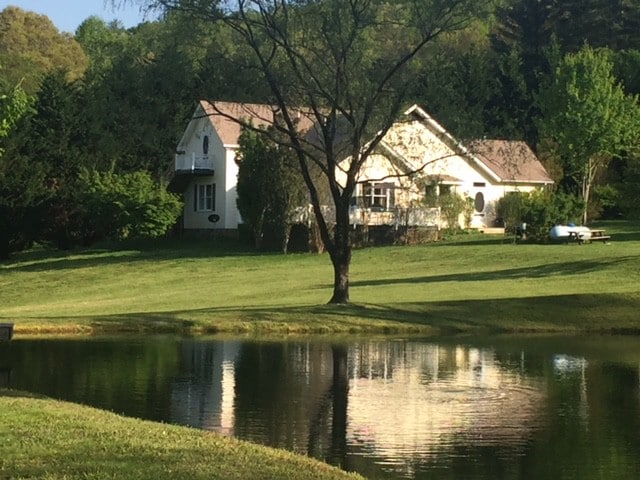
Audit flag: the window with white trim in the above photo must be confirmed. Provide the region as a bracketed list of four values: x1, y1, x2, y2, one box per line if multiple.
[361, 182, 394, 211]
[194, 183, 215, 212]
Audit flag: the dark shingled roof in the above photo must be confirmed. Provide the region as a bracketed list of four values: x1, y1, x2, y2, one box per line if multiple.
[199, 100, 315, 146]
[468, 140, 553, 184]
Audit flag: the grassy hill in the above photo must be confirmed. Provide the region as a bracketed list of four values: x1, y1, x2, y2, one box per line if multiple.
[0, 390, 363, 480]
[1, 221, 639, 336]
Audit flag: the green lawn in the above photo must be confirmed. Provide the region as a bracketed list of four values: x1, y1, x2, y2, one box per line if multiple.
[1, 220, 639, 335]
[0, 390, 363, 480]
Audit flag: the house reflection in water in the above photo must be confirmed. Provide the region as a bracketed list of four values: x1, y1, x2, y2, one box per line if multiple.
[166, 339, 549, 476]
[347, 342, 548, 475]
[169, 339, 241, 434]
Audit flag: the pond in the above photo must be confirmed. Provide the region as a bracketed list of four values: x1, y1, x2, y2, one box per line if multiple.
[1, 335, 640, 479]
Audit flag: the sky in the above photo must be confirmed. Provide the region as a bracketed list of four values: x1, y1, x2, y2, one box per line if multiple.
[0, 1, 160, 33]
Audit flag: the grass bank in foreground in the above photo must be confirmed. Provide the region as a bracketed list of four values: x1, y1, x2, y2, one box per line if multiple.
[0, 390, 362, 480]
[1, 220, 639, 336]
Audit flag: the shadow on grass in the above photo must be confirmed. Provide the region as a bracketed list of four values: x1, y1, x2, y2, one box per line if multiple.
[303, 293, 640, 333]
[34, 291, 640, 336]
[350, 256, 636, 288]
[1, 237, 267, 273]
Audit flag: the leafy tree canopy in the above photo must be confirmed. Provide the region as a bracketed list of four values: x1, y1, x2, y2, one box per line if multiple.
[236, 126, 307, 252]
[537, 45, 640, 223]
[0, 6, 88, 93]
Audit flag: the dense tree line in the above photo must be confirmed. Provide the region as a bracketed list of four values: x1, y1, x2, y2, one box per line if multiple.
[1, 0, 640, 264]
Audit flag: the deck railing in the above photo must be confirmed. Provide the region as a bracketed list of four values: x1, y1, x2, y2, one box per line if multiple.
[292, 205, 441, 227]
[175, 153, 214, 172]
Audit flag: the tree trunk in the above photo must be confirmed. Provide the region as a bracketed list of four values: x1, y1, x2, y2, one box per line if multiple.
[281, 223, 290, 254]
[253, 209, 266, 251]
[329, 249, 351, 304]
[327, 200, 352, 304]
[582, 178, 590, 225]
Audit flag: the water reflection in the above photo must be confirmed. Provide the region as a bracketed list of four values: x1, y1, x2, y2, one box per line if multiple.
[347, 343, 546, 478]
[2, 336, 640, 480]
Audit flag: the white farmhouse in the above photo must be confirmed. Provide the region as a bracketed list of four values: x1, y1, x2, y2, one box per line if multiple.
[168, 101, 277, 234]
[168, 101, 553, 234]
[346, 105, 554, 229]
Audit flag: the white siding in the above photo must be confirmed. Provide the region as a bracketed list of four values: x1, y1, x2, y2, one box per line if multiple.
[179, 116, 228, 230]
[224, 147, 240, 229]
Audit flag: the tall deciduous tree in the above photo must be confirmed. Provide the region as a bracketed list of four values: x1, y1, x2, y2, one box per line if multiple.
[0, 73, 41, 259]
[0, 6, 88, 94]
[0, 75, 30, 151]
[538, 46, 640, 224]
[489, 0, 557, 144]
[130, 0, 492, 303]
[548, 0, 640, 52]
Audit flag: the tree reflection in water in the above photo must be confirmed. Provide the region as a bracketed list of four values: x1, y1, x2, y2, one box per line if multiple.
[3, 336, 640, 480]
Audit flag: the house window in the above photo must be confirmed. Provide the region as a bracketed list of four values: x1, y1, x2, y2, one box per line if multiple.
[474, 192, 485, 213]
[425, 183, 455, 207]
[425, 184, 438, 207]
[363, 182, 394, 211]
[194, 183, 215, 212]
[202, 135, 209, 155]
[439, 184, 452, 196]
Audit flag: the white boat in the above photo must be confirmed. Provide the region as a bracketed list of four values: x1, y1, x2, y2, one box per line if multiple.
[549, 225, 592, 242]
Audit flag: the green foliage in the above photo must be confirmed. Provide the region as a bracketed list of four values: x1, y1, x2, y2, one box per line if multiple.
[0, 76, 41, 258]
[498, 190, 583, 242]
[76, 169, 183, 242]
[497, 192, 523, 233]
[537, 45, 640, 223]
[0, 78, 30, 146]
[0, 6, 88, 94]
[437, 192, 473, 233]
[548, 0, 640, 52]
[0, 155, 49, 259]
[413, 34, 498, 139]
[617, 156, 640, 218]
[236, 127, 307, 252]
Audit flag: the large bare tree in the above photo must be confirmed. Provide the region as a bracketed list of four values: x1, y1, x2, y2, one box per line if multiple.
[126, 0, 493, 303]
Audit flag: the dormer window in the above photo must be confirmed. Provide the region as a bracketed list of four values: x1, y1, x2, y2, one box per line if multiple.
[203, 135, 209, 155]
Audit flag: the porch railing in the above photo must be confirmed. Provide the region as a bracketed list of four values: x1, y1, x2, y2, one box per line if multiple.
[175, 153, 214, 172]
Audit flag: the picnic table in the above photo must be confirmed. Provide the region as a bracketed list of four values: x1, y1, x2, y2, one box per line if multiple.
[589, 229, 611, 242]
[568, 229, 611, 244]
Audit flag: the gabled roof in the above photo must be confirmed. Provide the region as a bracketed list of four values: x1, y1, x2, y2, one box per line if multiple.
[200, 101, 277, 146]
[178, 101, 553, 186]
[403, 105, 502, 183]
[192, 100, 315, 147]
[402, 105, 553, 185]
[469, 140, 554, 184]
